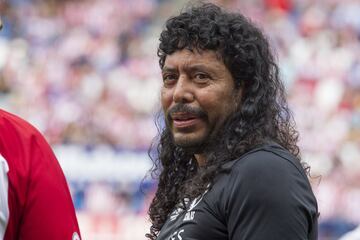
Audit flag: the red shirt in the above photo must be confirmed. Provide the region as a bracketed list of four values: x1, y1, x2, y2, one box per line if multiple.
[0, 109, 81, 240]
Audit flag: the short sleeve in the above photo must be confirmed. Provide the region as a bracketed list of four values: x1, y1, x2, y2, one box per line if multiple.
[222, 150, 318, 240]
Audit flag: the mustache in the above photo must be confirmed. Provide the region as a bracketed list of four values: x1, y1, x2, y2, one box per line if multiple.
[166, 103, 207, 120]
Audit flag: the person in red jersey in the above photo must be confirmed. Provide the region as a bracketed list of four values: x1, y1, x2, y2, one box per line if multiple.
[0, 108, 81, 239]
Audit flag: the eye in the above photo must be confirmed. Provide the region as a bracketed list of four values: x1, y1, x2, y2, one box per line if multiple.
[162, 74, 178, 86]
[194, 73, 210, 83]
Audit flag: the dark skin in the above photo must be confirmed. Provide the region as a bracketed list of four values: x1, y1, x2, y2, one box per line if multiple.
[161, 49, 242, 166]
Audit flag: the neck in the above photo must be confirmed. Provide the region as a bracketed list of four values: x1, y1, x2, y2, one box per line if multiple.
[194, 153, 206, 167]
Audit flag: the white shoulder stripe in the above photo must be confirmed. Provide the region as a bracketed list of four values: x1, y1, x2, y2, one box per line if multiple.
[0, 154, 9, 240]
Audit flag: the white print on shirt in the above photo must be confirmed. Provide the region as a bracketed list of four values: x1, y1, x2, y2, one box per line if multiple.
[72, 232, 81, 240]
[169, 206, 185, 221]
[187, 189, 208, 211]
[182, 189, 208, 222]
[169, 186, 209, 223]
[0, 155, 9, 239]
[169, 229, 184, 240]
[183, 211, 195, 221]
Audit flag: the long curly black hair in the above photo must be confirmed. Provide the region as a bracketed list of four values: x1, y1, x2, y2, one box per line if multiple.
[147, 3, 301, 239]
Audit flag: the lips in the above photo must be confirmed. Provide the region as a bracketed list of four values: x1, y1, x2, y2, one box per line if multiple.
[171, 112, 200, 128]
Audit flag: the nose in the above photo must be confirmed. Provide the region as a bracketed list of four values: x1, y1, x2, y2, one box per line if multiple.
[172, 75, 194, 103]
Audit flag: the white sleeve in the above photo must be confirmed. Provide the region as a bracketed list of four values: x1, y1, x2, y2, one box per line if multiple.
[0, 155, 9, 240]
[339, 226, 360, 240]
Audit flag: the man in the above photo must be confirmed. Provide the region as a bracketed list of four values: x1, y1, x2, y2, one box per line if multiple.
[147, 3, 318, 240]
[0, 20, 81, 240]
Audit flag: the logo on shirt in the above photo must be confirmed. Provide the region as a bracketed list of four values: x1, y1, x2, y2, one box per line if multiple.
[169, 188, 209, 222]
[183, 189, 208, 222]
[169, 207, 185, 221]
[187, 191, 207, 212]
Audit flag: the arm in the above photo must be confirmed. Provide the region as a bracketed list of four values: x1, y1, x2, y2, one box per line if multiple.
[16, 126, 81, 240]
[0, 110, 81, 240]
[224, 150, 317, 240]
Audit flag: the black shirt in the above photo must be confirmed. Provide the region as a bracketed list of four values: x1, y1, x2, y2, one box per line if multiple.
[156, 144, 318, 240]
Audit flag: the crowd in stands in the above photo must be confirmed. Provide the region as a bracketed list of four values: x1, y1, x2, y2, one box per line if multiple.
[0, 0, 359, 239]
[0, 0, 164, 149]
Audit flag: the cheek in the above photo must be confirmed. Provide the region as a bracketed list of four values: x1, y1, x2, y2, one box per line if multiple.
[160, 88, 173, 110]
[203, 91, 236, 119]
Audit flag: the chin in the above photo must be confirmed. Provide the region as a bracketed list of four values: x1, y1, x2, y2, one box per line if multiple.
[173, 135, 207, 153]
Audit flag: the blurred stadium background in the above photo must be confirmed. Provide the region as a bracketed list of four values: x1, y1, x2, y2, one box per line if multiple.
[0, 0, 359, 239]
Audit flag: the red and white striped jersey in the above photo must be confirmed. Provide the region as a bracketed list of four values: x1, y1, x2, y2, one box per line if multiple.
[0, 109, 81, 240]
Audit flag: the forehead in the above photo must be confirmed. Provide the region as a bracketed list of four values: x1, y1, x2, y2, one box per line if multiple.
[163, 49, 224, 69]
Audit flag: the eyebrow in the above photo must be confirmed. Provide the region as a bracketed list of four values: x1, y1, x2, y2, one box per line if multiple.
[161, 66, 177, 73]
[162, 64, 216, 73]
[186, 64, 214, 73]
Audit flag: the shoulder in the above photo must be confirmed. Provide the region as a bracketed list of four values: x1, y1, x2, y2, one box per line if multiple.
[218, 143, 316, 207]
[211, 144, 318, 239]
[225, 143, 307, 183]
[0, 109, 50, 157]
[0, 109, 43, 139]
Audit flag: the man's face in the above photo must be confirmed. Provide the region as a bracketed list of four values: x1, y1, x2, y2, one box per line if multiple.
[161, 49, 241, 152]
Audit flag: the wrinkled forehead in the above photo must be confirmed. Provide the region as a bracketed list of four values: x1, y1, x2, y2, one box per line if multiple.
[160, 46, 224, 69]
[163, 48, 224, 68]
